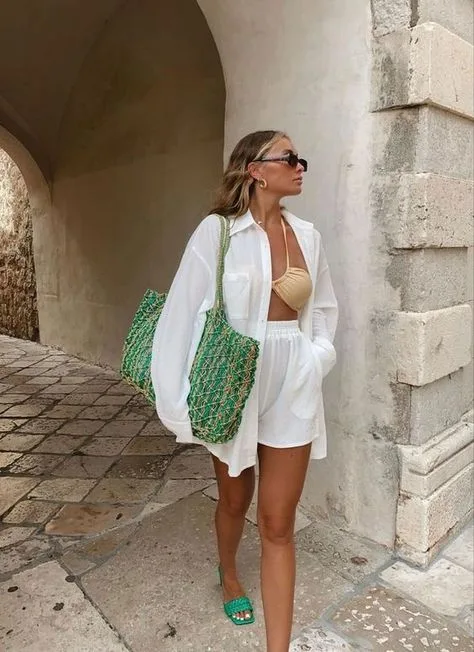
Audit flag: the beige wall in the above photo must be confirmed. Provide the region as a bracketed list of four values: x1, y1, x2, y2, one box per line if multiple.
[33, 0, 225, 366]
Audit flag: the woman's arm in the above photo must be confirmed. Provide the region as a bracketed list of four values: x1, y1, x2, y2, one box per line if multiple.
[312, 233, 338, 377]
[151, 217, 218, 438]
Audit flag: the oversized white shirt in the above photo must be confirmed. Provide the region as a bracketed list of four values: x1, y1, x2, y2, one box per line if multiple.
[151, 208, 338, 477]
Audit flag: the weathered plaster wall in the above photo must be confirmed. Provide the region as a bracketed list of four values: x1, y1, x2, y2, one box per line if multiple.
[0, 150, 38, 340]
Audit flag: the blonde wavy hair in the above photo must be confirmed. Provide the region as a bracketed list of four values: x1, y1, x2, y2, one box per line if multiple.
[209, 130, 287, 218]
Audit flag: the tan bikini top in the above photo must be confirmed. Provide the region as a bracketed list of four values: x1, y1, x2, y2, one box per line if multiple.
[272, 219, 313, 311]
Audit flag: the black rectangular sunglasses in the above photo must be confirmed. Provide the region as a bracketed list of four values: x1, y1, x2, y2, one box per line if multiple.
[254, 152, 308, 172]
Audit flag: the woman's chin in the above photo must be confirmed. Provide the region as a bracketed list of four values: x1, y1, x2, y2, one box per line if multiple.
[289, 185, 303, 196]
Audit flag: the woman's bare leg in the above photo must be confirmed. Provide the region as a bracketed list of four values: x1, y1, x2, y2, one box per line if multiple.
[212, 455, 255, 621]
[257, 443, 311, 651]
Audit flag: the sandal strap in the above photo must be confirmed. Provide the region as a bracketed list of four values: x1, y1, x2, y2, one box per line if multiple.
[224, 596, 253, 617]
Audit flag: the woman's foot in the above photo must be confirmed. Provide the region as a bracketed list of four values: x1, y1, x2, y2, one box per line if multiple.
[219, 567, 253, 623]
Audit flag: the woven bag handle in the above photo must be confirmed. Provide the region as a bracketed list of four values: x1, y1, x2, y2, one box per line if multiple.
[214, 215, 230, 310]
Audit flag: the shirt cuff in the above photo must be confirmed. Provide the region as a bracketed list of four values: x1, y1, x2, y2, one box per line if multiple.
[155, 412, 194, 442]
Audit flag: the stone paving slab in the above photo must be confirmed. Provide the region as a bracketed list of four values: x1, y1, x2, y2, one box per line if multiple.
[51, 454, 116, 478]
[290, 624, 359, 651]
[443, 523, 474, 572]
[0, 526, 36, 548]
[296, 519, 393, 583]
[45, 503, 143, 536]
[165, 450, 215, 479]
[331, 584, 474, 651]
[106, 454, 171, 478]
[0, 561, 128, 651]
[27, 478, 97, 502]
[381, 557, 474, 620]
[0, 452, 22, 467]
[79, 436, 133, 456]
[2, 500, 60, 525]
[155, 478, 215, 505]
[85, 478, 159, 503]
[17, 417, 67, 433]
[6, 452, 66, 475]
[81, 492, 354, 652]
[0, 433, 46, 451]
[0, 537, 53, 576]
[0, 418, 27, 431]
[35, 433, 88, 453]
[0, 477, 39, 515]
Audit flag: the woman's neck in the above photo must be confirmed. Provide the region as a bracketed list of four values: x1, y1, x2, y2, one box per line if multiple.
[249, 194, 282, 229]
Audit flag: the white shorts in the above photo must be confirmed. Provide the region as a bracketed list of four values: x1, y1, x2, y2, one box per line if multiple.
[257, 320, 322, 448]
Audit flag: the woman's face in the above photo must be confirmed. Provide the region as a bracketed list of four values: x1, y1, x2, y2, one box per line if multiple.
[250, 137, 307, 197]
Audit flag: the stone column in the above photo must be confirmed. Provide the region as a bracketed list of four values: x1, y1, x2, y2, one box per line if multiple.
[371, 0, 473, 565]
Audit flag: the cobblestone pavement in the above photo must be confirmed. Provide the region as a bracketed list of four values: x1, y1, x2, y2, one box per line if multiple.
[0, 335, 473, 651]
[0, 335, 214, 541]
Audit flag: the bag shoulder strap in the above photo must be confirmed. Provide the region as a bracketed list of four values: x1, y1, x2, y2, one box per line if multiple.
[214, 215, 230, 310]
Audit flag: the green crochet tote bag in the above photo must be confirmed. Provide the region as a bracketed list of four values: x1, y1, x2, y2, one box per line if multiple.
[120, 216, 260, 444]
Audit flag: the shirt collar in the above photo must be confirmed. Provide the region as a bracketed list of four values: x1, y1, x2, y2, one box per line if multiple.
[228, 207, 313, 236]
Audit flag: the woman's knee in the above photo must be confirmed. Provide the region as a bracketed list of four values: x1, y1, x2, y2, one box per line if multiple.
[218, 492, 252, 518]
[257, 511, 295, 546]
[214, 461, 255, 518]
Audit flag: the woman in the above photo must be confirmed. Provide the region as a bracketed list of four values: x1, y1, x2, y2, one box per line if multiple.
[151, 130, 338, 652]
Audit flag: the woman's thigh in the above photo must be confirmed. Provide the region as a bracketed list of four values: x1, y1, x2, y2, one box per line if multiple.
[257, 443, 311, 540]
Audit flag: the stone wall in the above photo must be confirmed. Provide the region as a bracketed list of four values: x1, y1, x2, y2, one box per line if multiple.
[0, 149, 39, 340]
[370, 0, 473, 564]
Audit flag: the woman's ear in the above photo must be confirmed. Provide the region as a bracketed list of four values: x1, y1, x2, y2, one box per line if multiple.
[247, 161, 260, 182]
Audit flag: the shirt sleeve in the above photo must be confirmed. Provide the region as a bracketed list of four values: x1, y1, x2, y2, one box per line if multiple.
[150, 217, 218, 439]
[312, 233, 339, 377]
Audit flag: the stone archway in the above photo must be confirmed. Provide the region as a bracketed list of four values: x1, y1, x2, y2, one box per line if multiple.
[0, 127, 52, 342]
[0, 0, 226, 367]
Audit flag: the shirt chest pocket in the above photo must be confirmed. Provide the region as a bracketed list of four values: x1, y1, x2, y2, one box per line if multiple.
[223, 272, 250, 320]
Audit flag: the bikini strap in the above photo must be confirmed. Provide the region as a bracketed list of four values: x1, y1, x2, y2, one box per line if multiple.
[281, 217, 289, 268]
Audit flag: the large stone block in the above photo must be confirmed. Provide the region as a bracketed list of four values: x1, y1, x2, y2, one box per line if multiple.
[395, 173, 472, 249]
[372, 173, 473, 250]
[396, 461, 473, 556]
[371, 0, 411, 37]
[418, 0, 474, 44]
[395, 304, 472, 386]
[399, 421, 474, 497]
[373, 23, 474, 119]
[409, 23, 473, 118]
[373, 107, 473, 180]
[387, 248, 468, 312]
[410, 366, 473, 444]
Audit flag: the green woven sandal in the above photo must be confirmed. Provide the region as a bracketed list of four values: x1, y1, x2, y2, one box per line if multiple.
[218, 566, 255, 626]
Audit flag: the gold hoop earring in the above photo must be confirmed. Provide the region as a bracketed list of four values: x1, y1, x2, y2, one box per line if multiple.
[258, 178, 268, 189]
